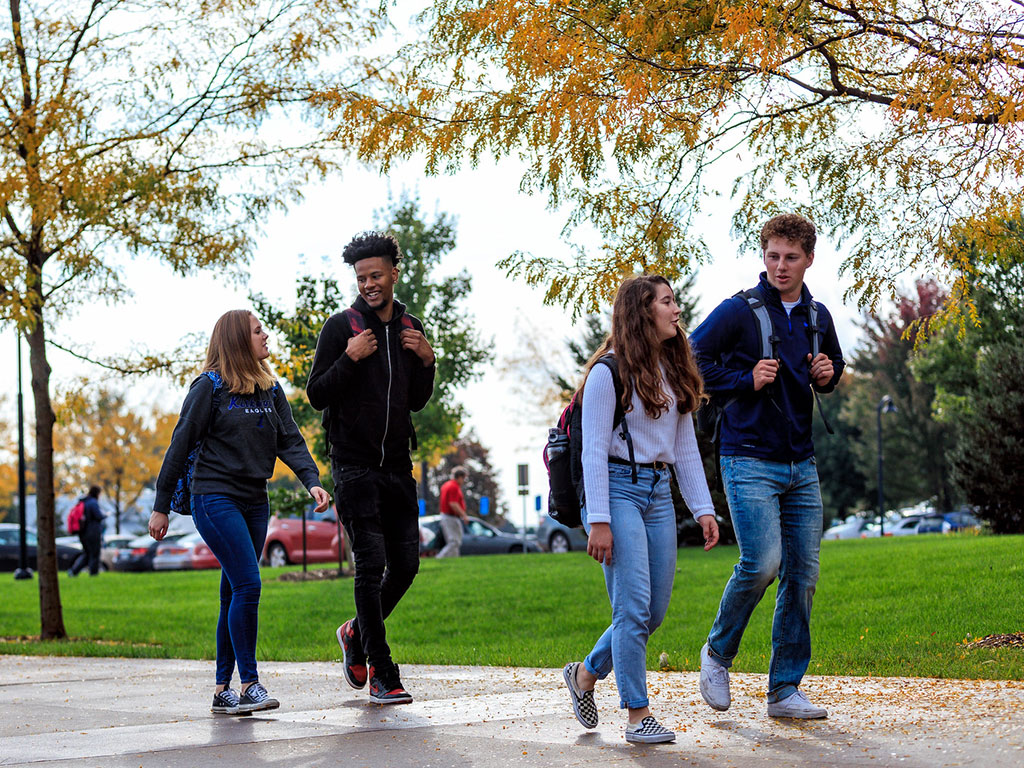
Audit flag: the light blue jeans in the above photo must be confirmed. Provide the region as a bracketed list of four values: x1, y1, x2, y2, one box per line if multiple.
[582, 462, 677, 709]
[706, 456, 823, 703]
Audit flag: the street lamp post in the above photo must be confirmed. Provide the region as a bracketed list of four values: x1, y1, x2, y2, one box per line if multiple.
[14, 330, 32, 580]
[876, 395, 898, 537]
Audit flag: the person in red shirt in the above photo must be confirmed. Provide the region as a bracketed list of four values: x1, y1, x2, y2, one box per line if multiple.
[437, 467, 469, 558]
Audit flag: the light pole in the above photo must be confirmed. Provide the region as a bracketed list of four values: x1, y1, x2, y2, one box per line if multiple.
[14, 330, 32, 580]
[876, 395, 898, 536]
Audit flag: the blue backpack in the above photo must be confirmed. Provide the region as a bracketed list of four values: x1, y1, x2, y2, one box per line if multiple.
[169, 371, 223, 515]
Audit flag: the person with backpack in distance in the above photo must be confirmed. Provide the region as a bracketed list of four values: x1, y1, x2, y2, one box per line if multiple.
[306, 231, 435, 705]
[690, 214, 845, 719]
[149, 310, 330, 716]
[68, 485, 104, 577]
[561, 274, 720, 745]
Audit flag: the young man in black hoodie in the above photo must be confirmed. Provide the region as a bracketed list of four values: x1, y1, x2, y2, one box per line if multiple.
[307, 232, 435, 704]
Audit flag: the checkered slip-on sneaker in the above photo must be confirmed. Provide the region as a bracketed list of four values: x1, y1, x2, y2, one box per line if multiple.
[236, 682, 280, 713]
[211, 688, 241, 714]
[337, 619, 368, 689]
[625, 716, 675, 744]
[562, 662, 598, 729]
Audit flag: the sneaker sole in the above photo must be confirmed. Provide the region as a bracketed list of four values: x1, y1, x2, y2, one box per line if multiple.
[369, 695, 413, 705]
[767, 708, 828, 719]
[210, 706, 240, 715]
[236, 700, 280, 713]
[562, 663, 598, 729]
[625, 732, 676, 744]
[337, 624, 367, 690]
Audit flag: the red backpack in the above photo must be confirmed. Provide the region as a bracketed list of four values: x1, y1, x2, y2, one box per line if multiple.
[67, 500, 86, 534]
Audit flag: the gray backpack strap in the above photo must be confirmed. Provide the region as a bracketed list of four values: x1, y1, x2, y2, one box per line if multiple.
[736, 289, 775, 359]
[807, 300, 820, 358]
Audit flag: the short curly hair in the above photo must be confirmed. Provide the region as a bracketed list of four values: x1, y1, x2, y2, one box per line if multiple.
[342, 231, 402, 267]
[760, 214, 816, 255]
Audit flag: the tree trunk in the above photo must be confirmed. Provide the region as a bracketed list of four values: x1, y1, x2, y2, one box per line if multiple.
[27, 314, 66, 639]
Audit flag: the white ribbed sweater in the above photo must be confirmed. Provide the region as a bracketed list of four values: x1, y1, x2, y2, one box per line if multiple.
[581, 363, 714, 525]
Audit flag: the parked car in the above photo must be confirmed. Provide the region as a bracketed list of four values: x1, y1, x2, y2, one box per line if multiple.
[915, 514, 950, 534]
[0, 523, 80, 571]
[262, 507, 343, 568]
[943, 510, 981, 532]
[113, 532, 188, 572]
[536, 515, 589, 553]
[101, 534, 137, 572]
[822, 518, 875, 540]
[420, 515, 541, 555]
[152, 532, 220, 571]
[887, 516, 926, 536]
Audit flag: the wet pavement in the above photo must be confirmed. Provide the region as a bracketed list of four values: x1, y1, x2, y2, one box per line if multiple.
[1, 655, 1021, 767]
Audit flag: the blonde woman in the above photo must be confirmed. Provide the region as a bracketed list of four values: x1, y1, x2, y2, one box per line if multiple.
[562, 275, 719, 744]
[150, 310, 329, 715]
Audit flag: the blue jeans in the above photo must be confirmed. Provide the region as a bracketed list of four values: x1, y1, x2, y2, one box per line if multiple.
[192, 493, 270, 686]
[582, 463, 677, 710]
[706, 456, 823, 703]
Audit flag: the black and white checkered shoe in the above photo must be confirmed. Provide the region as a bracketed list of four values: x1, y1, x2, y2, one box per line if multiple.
[236, 682, 280, 713]
[211, 688, 241, 714]
[624, 716, 675, 744]
[562, 662, 598, 729]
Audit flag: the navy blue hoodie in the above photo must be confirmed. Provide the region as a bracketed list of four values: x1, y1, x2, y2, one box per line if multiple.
[689, 273, 845, 462]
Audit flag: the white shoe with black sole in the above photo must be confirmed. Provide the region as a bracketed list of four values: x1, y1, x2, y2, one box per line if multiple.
[625, 716, 675, 744]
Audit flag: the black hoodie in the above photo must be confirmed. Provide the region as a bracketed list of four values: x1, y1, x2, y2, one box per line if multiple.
[306, 296, 435, 471]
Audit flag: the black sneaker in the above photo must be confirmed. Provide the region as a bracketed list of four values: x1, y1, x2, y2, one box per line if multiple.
[336, 619, 367, 689]
[211, 688, 241, 714]
[368, 665, 413, 705]
[237, 682, 280, 713]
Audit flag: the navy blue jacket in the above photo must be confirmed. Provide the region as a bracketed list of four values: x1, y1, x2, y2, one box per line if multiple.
[689, 273, 845, 462]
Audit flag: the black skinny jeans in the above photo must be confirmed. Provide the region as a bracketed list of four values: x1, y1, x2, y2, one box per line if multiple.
[332, 460, 421, 678]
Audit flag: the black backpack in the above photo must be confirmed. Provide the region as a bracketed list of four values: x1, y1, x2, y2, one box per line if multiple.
[694, 288, 833, 484]
[544, 354, 636, 528]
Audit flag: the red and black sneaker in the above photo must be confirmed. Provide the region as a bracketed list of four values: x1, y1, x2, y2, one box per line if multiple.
[336, 619, 367, 689]
[368, 665, 413, 705]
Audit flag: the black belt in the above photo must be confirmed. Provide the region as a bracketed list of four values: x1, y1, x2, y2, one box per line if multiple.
[608, 457, 669, 471]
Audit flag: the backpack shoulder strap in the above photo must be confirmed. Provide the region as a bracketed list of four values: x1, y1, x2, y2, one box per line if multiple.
[595, 354, 625, 428]
[735, 288, 775, 360]
[400, 315, 415, 331]
[807, 300, 820, 358]
[341, 308, 366, 335]
[595, 353, 638, 484]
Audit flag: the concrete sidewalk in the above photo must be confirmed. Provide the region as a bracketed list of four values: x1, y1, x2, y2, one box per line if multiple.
[1, 655, 1021, 767]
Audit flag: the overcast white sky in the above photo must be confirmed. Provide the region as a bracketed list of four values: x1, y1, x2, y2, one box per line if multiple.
[8, 154, 865, 526]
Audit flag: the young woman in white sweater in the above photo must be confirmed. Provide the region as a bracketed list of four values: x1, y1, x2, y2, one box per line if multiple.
[562, 274, 720, 744]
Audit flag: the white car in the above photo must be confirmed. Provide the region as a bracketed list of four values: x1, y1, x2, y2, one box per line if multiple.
[887, 516, 926, 536]
[822, 519, 874, 540]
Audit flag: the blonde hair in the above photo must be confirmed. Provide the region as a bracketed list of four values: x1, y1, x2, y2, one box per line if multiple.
[580, 275, 705, 416]
[203, 310, 276, 394]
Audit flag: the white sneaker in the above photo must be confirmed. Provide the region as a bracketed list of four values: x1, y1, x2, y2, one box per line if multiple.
[767, 689, 828, 719]
[699, 643, 730, 711]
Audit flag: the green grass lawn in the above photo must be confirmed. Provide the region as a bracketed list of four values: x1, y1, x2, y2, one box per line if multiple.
[2, 534, 1021, 680]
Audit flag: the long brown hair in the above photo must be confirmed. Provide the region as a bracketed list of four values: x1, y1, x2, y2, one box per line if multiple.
[580, 275, 705, 416]
[203, 310, 276, 394]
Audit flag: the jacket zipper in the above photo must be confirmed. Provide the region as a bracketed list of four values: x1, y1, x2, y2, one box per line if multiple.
[380, 324, 393, 467]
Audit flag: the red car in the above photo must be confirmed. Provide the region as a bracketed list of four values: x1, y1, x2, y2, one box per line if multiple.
[262, 507, 344, 568]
